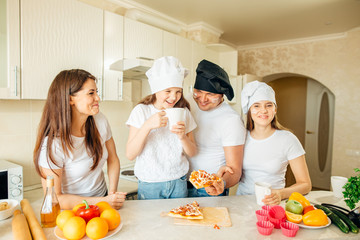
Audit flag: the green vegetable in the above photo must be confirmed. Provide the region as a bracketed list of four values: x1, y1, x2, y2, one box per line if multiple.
[330, 208, 359, 233]
[315, 204, 349, 233]
[343, 168, 360, 210]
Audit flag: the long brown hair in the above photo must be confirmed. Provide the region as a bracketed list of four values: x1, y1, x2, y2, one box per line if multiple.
[33, 69, 103, 178]
[138, 92, 191, 110]
[246, 111, 289, 132]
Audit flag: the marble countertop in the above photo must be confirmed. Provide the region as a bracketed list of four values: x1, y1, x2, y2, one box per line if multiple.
[1, 190, 358, 240]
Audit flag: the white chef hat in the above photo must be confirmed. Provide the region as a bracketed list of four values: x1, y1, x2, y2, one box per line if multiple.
[146, 56, 188, 94]
[241, 81, 276, 114]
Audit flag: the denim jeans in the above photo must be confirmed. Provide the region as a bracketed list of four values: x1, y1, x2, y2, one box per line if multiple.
[187, 182, 229, 197]
[137, 175, 188, 200]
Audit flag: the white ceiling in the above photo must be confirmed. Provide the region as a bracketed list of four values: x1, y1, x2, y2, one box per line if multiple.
[125, 0, 360, 46]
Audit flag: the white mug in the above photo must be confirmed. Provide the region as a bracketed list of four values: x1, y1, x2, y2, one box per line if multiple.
[255, 182, 272, 206]
[331, 176, 348, 198]
[165, 108, 185, 130]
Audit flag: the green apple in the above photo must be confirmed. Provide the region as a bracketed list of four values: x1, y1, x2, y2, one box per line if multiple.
[285, 200, 303, 214]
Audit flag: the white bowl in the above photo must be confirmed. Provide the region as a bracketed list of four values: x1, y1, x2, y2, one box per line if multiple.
[0, 199, 19, 221]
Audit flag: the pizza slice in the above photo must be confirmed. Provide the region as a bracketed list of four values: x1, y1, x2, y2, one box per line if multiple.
[189, 170, 222, 189]
[168, 201, 203, 219]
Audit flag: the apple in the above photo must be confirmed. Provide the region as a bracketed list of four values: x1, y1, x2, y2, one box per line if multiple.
[285, 200, 303, 214]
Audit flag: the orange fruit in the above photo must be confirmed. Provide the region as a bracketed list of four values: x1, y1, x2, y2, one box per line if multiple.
[72, 203, 86, 213]
[86, 217, 109, 240]
[62, 216, 86, 240]
[100, 208, 121, 230]
[95, 201, 112, 214]
[56, 210, 75, 230]
[303, 205, 315, 214]
[285, 211, 303, 224]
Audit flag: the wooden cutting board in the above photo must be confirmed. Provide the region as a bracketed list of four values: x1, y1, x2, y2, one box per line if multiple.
[172, 207, 232, 227]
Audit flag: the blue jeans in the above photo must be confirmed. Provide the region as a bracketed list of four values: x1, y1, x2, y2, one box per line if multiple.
[187, 182, 229, 197]
[137, 175, 188, 200]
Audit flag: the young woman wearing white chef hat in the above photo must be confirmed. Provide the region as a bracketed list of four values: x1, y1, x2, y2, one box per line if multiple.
[236, 81, 312, 205]
[126, 56, 197, 200]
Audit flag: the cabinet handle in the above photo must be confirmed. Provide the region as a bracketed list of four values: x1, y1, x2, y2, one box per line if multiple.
[98, 76, 103, 100]
[14, 66, 18, 97]
[306, 130, 315, 134]
[118, 73, 123, 100]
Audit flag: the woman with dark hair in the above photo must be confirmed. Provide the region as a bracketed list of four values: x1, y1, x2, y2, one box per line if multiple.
[126, 56, 197, 200]
[235, 81, 312, 205]
[34, 69, 126, 210]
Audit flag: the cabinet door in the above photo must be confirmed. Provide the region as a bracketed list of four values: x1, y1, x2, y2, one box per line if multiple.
[0, 0, 20, 99]
[124, 18, 163, 60]
[21, 0, 103, 99]
[103, 11, 124, 101]
[163, 31, 176, 57]
[176, 36, 193, 96]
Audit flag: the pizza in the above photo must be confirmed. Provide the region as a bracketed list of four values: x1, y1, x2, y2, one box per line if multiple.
[168, 201, 203, 219]
[189, 170, 221, 189]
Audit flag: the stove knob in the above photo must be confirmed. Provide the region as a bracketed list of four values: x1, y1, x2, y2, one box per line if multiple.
[11, 188, 21, 197]
[11, 175, 21, 184]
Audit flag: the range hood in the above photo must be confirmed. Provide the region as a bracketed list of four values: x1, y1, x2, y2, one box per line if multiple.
[109, 57, 154, 80]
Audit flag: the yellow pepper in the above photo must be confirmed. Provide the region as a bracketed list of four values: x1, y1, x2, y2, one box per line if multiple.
[303, 209, 329, 226]
[288, 192, 311, 208]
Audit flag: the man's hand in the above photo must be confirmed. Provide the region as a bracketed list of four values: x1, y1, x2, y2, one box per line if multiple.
[217, 165, 234, 177]
[205, 177, 225, 196]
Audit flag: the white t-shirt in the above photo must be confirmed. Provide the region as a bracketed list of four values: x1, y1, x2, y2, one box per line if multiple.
[126, 104, 197, 182]
[38, 112, 112, 197]
[236, 130, 305, 195]
[188, 98, 246, 174]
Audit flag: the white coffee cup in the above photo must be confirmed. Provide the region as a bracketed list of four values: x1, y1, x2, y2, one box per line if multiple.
[165, 108, 185, 130]
[331, 176, 348, 198]
[254, 182, 272, 206]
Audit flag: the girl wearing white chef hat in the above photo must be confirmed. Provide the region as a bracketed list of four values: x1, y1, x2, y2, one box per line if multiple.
[126, 56, 197, 200]
[236, 81, 311, 205]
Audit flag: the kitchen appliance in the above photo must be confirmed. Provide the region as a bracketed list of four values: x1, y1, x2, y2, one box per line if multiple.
[0, 160, 23, 201]
[109, 57, 153, 80]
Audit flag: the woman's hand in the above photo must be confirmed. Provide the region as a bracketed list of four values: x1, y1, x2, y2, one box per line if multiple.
[144, 111, 167, 130]
[171, 121, 186, 140]
[106, 192, 127, 209]
[262, 189, 282, 205]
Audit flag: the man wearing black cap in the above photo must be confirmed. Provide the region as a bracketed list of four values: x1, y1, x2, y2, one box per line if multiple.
[187, 59, 246, 197]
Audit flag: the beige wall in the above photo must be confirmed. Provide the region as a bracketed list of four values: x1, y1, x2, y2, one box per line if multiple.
[238, 28, 360, 179]
[0, 99, 134, 186]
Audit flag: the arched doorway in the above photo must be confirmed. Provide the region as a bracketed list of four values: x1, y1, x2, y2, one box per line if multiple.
[263, 73, 335, 190]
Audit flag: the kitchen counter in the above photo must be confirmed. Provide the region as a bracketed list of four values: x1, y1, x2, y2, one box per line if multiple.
[0, 191, 358, 239]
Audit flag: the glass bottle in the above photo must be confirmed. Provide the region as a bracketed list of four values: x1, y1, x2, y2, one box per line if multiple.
[40, 175, 60, 227]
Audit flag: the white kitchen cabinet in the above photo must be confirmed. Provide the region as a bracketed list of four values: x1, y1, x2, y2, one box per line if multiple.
[163, 31, 177, 57]
[21, 0, 103, 99]
[176, 36, 193, 96]
[0, 0, 20, 99]
[103, 11, 124, 101]
[124, 18, 163, 61]
[207, 43, 238, 76]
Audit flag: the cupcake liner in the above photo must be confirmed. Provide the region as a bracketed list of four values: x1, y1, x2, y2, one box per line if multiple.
[255, 209, 269, 221]
[268, 206, 286, 229]
[262, 205, 272, 211]
[281, 222, 299, 237]
[256, 221, 274, 236]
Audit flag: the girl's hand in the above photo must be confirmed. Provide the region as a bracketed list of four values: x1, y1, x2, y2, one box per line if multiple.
[106, 191, 127, 209]
[262, 189, 281, 205]
[171, 121, 186, 140]
[145, 111, 167, 130]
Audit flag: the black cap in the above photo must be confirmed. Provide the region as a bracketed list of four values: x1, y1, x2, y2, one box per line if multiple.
[194, 59, 234, 101]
